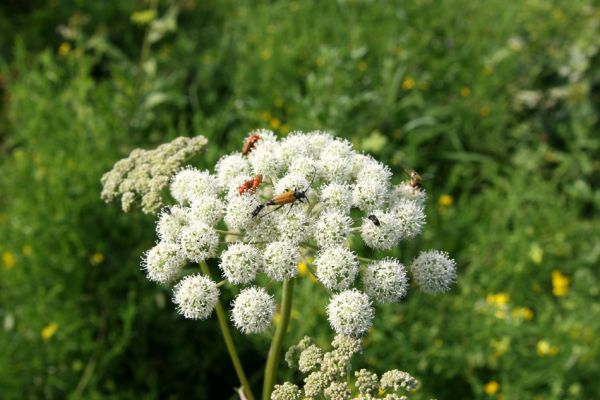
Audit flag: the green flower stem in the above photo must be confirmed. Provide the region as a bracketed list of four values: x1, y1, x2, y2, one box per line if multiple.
[262, 279, 295, 400]
[216, 229, 244, 237]
[200, 262, 255, 400]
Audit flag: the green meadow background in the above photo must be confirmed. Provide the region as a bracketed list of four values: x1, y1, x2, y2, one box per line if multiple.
[0, 1, 598, 399]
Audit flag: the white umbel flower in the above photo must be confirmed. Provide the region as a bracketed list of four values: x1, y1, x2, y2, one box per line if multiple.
[314, 210, 352, 248]
[248, 135, 284, 177]
[219, 242, 262, 284]
[392, 198, 426, 239]
[224, 193, 260, 230]
[231, 287, 275, 334]
[275, 209, 311, 244]
[327, 289, 374, 336]
[215, 152, 251, 189]
[319, 154, 353, 183]
[156, 205, 189, 243]
[320, 182, 353, 212]
[173, 274, 219, 319]
[315, 246, 359, 291]
[178, 221, 219, 263]
[363, 258, 409, 303]
[274, 173, 309, 196]
[271, 382, 303, 400]
[390, 181, 427, 206]
[263, 240, 300, 281]
[188, 195, 224, 226]
[170, 167, 218, 204]
[360, 211, 401, 250]
[353, 180, 388, 212]
[411, 250, 456, 294]
[142, 241, 186, 283]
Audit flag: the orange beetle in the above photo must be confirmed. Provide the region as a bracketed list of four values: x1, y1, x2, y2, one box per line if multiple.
[238, 175, 263, 195]
[252, 167, 316, 217]
[242, 133, 262, 155]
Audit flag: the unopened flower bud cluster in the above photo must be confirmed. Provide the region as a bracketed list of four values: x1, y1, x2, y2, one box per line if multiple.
[272, 335, 418, 400]
[104, 130, 457, 337]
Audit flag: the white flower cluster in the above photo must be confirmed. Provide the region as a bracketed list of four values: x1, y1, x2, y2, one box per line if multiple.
[133, 130, 456, 336]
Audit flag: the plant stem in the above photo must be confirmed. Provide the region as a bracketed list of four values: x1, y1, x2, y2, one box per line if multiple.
[200, 262, 255, 400]
[262, 279, 295, 400]
[216, 229, 244, 237]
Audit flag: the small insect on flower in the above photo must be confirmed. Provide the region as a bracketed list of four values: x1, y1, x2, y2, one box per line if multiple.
[409, 170, 423, 191]
[238, 174, 263, 195]
[367, 214, 380, 226]
[242, 133, 262, 155]
[252, 167, 316, 217]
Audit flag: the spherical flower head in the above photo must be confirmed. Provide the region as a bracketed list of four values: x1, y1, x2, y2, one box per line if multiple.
[324, 382, 351, 400]
[390, 181, 427, 206]
[331, 334, 362, 355]
[355, 369, 379, 396]
[392, 198, 426, 239]
[177, 221, 219, 263]
[188, 195, 224, 226]
[156, 205, 189, 243]
[314, 210, 352, 248]
[410, 250, 456, 294]
[356, 156, 392, 184]
[231, 286, 275, 334]
[245, 212, 280, 243]
[322, 137, 354, 159]
[352, 179, 388, 212]
[327, 289, 374, 336]
[263, 240, 300, 281]
[298, 344, 323, 373]
[215, 152, 251, 189]
[172, 274, 219, 320]
[248, 134, 284, 177]
[303, 371, 329, 397]
[360, 210, 402, 250]
[275, 209, 311, 244]
[270, 382, 302, 400]
[380, 369, 418, 392]
[142, 241, 186, 283]
[280, 134, 314, 165]
[274, 172, 309, 196]
[170, 167, 218, 204]
[363, 258, 409, 303]
[305, 130, 335, 156]
[219, 242, 262, 285]
[319, 153, 353, 183]
[224, 193, 260, 230]
[314, 246, 359, 291]
[320, 182, 353, 213]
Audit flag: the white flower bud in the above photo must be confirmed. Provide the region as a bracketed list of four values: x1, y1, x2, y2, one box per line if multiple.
[320, 182, 353, 213]
[172, 274, 219, 319]
[270, 382, 303, 400]
[215, 152, 251, 189]
[363, 258, 409, 303]
[315, 246, 359, 291]
[156, 205, 188, 243]
[380, 369, 418, 391]
[392, 198, 426, 239]
[231, 287, 275, 334]
[410, 250, 456, 294]
[188, 195, 224, 226]
[263, 240, 300, 281]
[219, 242, 261, 284]
[177, 221, 219, 263]
[360, 211, 401, 250]
[224, 193, 260, 231]
[314, 210, 352, 248]
[142, 241, 186, 283]
[170, 167, 218, 204]
[327, 289, 374, 336]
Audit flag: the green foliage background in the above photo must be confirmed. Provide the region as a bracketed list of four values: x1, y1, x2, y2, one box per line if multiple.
[0, 0, 598, 399]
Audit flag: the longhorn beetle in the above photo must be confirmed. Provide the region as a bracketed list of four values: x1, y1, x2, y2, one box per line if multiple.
[252, 166, 317, 217]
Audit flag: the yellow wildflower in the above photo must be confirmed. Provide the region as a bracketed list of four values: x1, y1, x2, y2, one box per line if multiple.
[130, 9, 157, 25]
[552, 270, 569, 297]
[2, 251, 15, 269]
[480, 106, 491, 117]
[438, 194, 454, 207]
[461, 86, 472, 97]
[512, 307, 534, 320]
[41, 322, 59, 341]
[402, 78, 415, 91]
[529, 243, 543, 265]
[357, 61, 368, 72]
[484, 381, 500, 395]
[22, 245, 33, 256]
[486, 293, 510, 307]
[536, 340, 558, 356]
[58, 42, 71, 57]
[270, 118, 281, 130]
[494, 310, 507, 320]
[490, 337, 510, 357]
[298, 258, 317, 282]
[90, 252, 105, 266]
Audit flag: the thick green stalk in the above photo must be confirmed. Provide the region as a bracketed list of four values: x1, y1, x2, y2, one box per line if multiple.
[262, 279, 295, 400]
[200, 262, 255, 400]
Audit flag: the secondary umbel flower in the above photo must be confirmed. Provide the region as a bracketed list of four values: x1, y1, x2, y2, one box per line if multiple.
[270, 382, 303, 400]
[156, 205, 188, 243]
[219, 242, 262, 285]
[170, 167, 218, 205]
[314, 246, 359, 291]
[320, 182, 353, 212]
[224, 193, 260, 231]
[142, 241, 186, 283]
[363, 258, 409, 304]
[263, 240, 300, 281]
[392, 198, 426, 239]
[327, 289, 374, 336]
[215, 152, 251, 189]
[298, 344, 323, 373]
[173, 274, 219, 320]
[177, 222, 219, 263]
[380, 369, 419, 391]
[188, 196, 224, 226]
[360, 210, 401, 250]
[231, 287, 275, 334]
[314, 210, 352, 248]
[410, 250, 457, 294]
